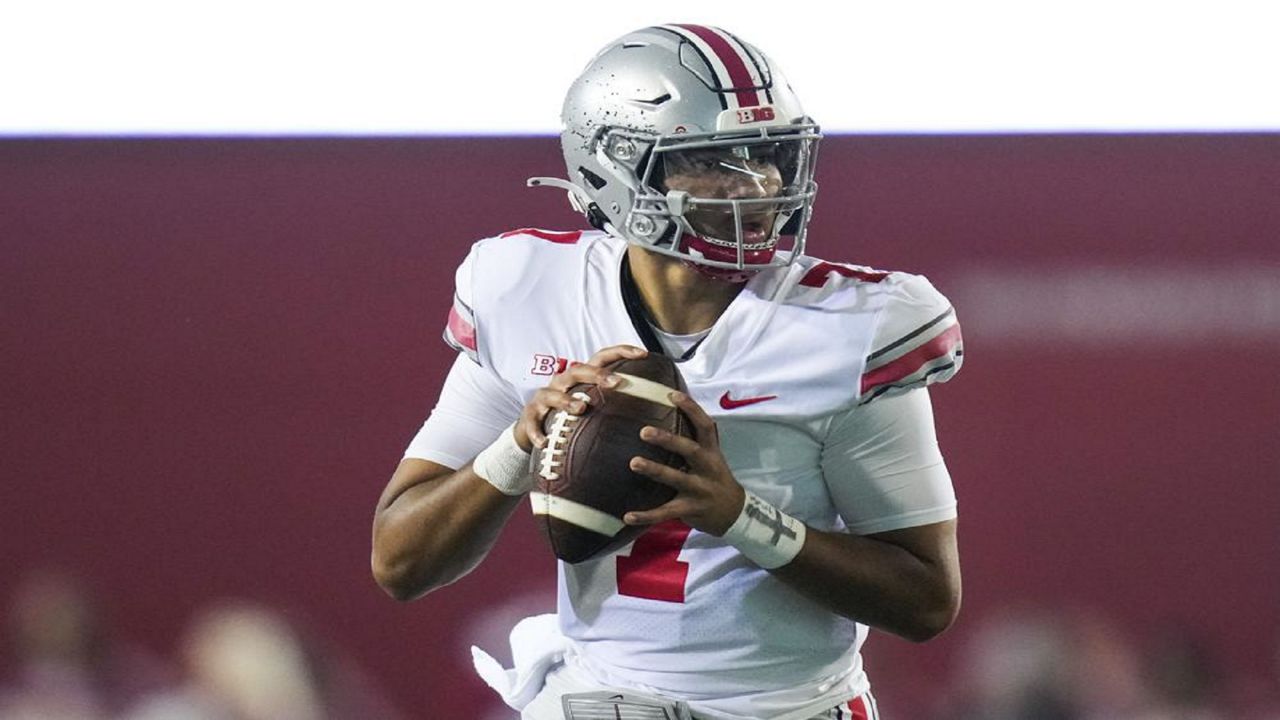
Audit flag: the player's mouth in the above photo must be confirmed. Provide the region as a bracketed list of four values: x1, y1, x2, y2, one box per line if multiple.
[682, 209, 777, 248]
[742, 221, 769, 245]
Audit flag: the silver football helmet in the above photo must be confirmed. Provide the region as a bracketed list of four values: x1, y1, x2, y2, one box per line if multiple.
[530, 24, 821, 282]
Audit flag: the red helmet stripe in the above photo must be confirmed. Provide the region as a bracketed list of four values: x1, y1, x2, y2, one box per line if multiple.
[672, 24, 761, 108]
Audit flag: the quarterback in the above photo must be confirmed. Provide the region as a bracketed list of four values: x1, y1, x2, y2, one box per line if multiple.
[373, 24, 964, 720]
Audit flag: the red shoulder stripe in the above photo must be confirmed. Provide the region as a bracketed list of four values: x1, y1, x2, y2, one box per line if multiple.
[859, 323, 962, 394]
[799, 262, 890, 288]
[446, 306, 477, 352]
[499, 228, 583, 244]
[846, 695, 871, 720]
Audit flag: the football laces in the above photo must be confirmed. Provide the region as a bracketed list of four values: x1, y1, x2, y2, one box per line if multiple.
[538, 391, 592, 481]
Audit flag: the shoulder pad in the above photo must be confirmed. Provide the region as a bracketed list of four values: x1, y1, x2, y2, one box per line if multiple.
[442, 229, 594, 367]
[859, 273, 963, 403]
[443, 244, 481, 364]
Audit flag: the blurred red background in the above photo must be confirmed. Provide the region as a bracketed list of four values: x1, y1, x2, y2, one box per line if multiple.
[2, 135, 1277, 718]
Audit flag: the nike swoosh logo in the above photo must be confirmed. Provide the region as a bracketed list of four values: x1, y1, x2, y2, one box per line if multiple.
[719, 391, 778, 410]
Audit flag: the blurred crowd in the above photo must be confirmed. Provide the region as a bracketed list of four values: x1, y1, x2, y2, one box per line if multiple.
[1, 569, 1276, 720]
[916, 607, 1280, 720]
[0, 570, 405, 720]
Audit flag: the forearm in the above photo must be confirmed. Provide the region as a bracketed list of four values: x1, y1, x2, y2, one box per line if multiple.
[772, 520, 961, 642]
[372, 463, 524, 601]
[624, 393, 962, 641]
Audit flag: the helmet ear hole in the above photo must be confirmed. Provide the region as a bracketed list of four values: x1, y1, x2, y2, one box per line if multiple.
[585, 203, 612, 232]
[578, 167, 608, 190]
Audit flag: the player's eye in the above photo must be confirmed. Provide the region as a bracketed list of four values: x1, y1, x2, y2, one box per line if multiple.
[690, 153, 722, 170]
[748, 144, 779, 162]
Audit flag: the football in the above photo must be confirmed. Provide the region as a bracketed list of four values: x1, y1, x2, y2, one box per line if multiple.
[529, 354, 693, 564]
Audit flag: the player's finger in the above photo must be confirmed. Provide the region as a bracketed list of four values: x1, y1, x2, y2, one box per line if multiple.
[629, 455, 693, 490]
[532, 387, 590, 416]
[623, 499, 687, 526]
[551, 363, 620, 393]
[639, 425, 701, 458]
[522, 390, 590, 448]
[585, 344, 647, 367]
[671, 391, 719, 448]
[519, 406, 547, 449]
[548, 345, 645, 392]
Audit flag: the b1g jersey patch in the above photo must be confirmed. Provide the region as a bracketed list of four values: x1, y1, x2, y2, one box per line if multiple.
[530, 354, 570, 376]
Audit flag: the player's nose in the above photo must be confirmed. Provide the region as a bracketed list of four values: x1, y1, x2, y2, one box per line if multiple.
[720, 172, 771, 200]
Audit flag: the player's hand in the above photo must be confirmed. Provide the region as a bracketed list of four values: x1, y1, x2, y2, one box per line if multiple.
[514, 344, 649, 452]
[624, 392, 746, 536]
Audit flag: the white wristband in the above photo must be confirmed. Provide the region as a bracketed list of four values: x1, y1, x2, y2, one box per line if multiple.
[472, 424, 533, 496]
[721, 490, 807, 569]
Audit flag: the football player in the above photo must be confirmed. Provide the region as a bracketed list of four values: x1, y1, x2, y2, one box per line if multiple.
[373, 24, 964, 720]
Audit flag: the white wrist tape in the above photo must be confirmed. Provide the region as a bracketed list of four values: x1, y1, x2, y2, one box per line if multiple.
[721, 490, 807, 569]
[472, 424, 533, 496]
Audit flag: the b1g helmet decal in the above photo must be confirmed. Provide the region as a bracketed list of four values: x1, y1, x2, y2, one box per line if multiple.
[529, 24, 822, 282]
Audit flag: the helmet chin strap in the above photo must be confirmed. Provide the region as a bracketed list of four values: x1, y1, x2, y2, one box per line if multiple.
[681, 257, 757, 284]
[649, 219, 759, 284]
[677, 232, 771, 284]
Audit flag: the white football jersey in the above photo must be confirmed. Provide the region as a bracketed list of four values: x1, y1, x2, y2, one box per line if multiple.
[415, 228, 963, 719]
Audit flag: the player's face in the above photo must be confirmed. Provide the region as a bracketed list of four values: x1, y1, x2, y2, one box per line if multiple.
[660, 144, 785, 245]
